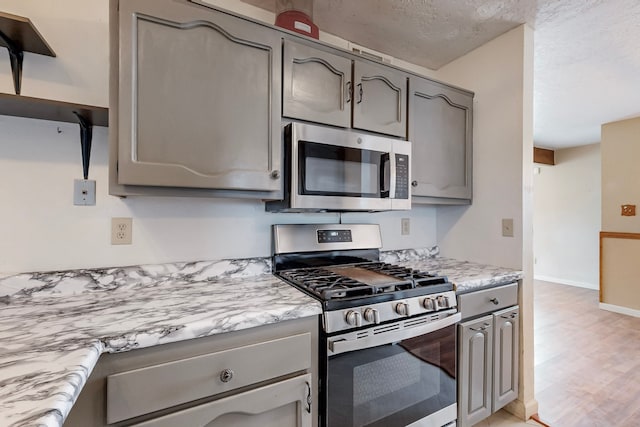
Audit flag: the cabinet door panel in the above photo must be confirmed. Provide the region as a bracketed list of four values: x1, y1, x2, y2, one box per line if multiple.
[409, 77, 472, 201]
[492, 306, 519, 412]
[458, 315, 492, 427]
[353, 61, 407, 137]
[131, 374, 312, 427]
[117, 0, 281, 191]
[283, 40, 352, 128]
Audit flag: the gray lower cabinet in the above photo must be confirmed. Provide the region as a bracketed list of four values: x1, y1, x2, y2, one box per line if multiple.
[64, 316, 318, 427]
[128, 374, 311, 427]
[459, 315, 493, 426]
[492, 306, 520, 412]
[111, 0, 282, 197]
[458, 305, 519, 427]
[283, 39, 407, 138]
[409, 76, 473, 203]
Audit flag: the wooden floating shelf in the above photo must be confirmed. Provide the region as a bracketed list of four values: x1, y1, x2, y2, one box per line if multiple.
[0, 11, 56, 56]
[0, 93, 108, 127]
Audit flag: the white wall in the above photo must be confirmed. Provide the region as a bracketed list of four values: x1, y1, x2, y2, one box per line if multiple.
[0, 0, 437, 274]
[533, 143, 601, 289]
[433, 26, 533, 270]
[433, 25, 537, 419]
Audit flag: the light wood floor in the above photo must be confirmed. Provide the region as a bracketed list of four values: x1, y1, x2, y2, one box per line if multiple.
[534, 280, 640, 426]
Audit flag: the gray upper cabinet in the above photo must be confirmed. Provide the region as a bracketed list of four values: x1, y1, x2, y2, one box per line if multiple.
[353, 60, 406, 138]
[283, 39, 407, 138]
[114, 0, 282, 194]
[409, 76, 473, 202]
[283, 39, 352, 129]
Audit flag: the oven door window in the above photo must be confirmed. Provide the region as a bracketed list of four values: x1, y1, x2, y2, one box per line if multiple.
[299, 141, 390, 198]
[327, 325, 456, 427]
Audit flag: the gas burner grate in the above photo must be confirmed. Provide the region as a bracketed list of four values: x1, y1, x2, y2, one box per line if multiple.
[279, 268, 375, 300]
[360, 262, 447, 288]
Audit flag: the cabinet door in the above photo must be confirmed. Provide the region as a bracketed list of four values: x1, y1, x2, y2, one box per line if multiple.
[458, 315, 493, 427]
[117, 0, 282, 192]
[492, 306, 519, 412]
[282, 39, 352, 128]
[353, 60, 407, 137]
[409, 77, 473, 201]
[131, 373, 312, 427]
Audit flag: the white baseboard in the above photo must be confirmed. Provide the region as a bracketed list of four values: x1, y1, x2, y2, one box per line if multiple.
[533, 275, 597, 290]
[599, 303, 640, 318]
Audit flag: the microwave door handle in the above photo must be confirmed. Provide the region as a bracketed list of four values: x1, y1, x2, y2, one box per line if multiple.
[389, 153, 396, 199]
[380, 153, 390, 198]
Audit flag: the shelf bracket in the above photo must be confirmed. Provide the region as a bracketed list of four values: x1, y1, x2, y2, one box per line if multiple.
[73, 111, 93, 180]
[0, 28, 24, 95]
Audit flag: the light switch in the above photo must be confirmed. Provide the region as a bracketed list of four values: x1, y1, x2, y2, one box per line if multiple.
[73, 179, 96, 206]
[502, 218, 514, 237]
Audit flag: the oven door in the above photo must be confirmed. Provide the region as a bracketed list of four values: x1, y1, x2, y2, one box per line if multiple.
[325, 313, 461, 427]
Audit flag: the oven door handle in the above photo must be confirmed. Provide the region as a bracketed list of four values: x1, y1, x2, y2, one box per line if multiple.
[328, 312, 462, 356]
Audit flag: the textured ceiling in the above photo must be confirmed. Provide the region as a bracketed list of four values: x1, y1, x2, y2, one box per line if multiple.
[241, 0, 640, 149]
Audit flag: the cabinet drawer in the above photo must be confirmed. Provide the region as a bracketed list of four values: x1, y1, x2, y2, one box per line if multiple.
[129, 373, 312, 427]
[457, 283, 518, 320]
[107, 332, 311, 424]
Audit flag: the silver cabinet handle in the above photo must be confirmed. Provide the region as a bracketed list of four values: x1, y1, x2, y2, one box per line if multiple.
[219, 368, 234, 383]
[305, 381, 312, 413]
[357, 83, 363, 103]
[470, 322, 492, 332]
[345, 81, 352, 104]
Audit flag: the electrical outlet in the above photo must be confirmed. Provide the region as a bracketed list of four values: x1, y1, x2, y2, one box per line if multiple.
[502, 218, 514, 237]
[73, 179, 96, 206]
[111, 217, 132, 245]
[401, 218, 410, 235]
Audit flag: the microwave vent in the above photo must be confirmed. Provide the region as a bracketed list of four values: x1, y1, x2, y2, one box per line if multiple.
[349, 42, 393, 64]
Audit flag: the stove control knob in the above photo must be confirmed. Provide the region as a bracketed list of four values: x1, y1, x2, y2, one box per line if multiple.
[345, 310, 362, 327]
[423, 297, 435, 311]
[363, 308, 381, 324]
[395, 302, 409, 316]
[437, 295, 450, 308]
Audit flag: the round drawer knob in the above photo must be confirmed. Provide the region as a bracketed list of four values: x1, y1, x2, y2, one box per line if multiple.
[490, 298, 500, 305]
[220, 368, 234, 383]
[270, 170, 280, 179]
[411, 180, 418, 187]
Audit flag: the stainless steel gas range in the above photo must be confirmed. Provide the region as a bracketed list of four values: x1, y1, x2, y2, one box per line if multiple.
[272, 223, 461, 427]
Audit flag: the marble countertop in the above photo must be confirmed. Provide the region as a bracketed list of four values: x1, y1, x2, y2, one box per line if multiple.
[0, 258, 322, 427]
[0, 249, 521, 427]
[380, 248, 524, 292]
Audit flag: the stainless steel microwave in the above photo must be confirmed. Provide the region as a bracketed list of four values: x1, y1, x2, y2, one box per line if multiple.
[266, 123, 411, 212]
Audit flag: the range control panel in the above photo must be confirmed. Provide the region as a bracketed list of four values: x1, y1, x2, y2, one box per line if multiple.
[317, 229, 353, 243]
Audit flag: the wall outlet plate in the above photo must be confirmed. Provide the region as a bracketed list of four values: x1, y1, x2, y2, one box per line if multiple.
[111, 217, 132, 245]
[73, 179, 96, 206]
[401, 218, 410, 235]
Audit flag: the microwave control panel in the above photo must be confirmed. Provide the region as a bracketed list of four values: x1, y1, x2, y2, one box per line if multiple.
[395, 154, 409, 199]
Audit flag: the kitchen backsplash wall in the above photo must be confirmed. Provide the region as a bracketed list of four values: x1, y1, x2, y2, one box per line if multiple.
[0, 115, 437, 273]
[0, 0, 439, 274]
